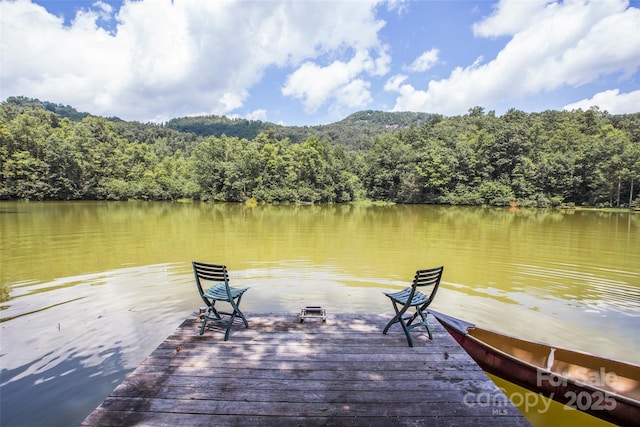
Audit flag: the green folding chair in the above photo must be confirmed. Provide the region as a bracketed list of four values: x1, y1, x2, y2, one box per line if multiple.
[193, 261, 249, 340]
[383, 266, 444, 347]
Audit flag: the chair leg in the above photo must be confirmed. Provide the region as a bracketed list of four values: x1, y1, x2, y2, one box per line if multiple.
[399, 316, 414, 347]
[383, 315, 399, 334]
[417, 308, 433, 340]
[237, 310, 249, 328]
[383, 301, 414, 347]
[233, 295, 249, 328]
[200, 304, 215, 335]
[200, 304, 227, 337]
[215, 297, 249, 341]
[200, 316, 207, 335]
[383, 302, 403, 334]
[223, 311, 236, 341]
[206, 303, 223, 322]
[407, 307, 433, 340]
[406, 311, 419, 326]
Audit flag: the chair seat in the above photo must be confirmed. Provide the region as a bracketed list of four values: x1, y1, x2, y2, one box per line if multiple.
[204, 283, 249, 301]
[384, 287, 428, 306]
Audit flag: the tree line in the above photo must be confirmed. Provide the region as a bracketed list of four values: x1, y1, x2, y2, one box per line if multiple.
[165, 109, 433, 148]
[1, 97, 639, 207]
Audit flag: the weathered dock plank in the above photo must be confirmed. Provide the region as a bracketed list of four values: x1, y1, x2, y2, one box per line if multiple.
[81, 313, 530, 426]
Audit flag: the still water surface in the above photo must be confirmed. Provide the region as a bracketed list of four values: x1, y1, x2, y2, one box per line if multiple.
[1, 201, 638, 426]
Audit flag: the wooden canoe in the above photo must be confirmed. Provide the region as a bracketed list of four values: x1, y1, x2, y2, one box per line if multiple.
[429, 310, 640, 426]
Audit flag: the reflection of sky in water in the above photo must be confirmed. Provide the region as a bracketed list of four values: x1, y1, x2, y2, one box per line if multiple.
[1, 257, 639, 426]
[237, 259, 407, 313]
[1, 264, 195, 427]
[513, 262, 640, 314]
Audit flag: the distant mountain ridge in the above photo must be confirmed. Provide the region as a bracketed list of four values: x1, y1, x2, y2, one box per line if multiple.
[4, 96, 433, 148]
[164, 110, 435, 147]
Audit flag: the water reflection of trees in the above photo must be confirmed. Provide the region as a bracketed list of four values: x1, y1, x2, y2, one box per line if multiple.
[2, 202, 638, 287]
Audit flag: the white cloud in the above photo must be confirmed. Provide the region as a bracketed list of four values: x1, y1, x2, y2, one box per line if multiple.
[384, 74, 408, 92]
[563, 89, 640, 114]
[281, 48, 387, 113]
[336, 79, 372, 108]
[92, 1, 115, 24]
[0, 0, 387, 122]
[229, 109, 268, 122]
[282, 61, 352, 113]
[3, 0, 637, 123]
[279, 0, 390, 117]
[245, 109, 268, 122]
[385, 0, 409, 15]
[388, 0, 640, 115]
[405, 48, 439, 72]
[472, 0, 549, 37]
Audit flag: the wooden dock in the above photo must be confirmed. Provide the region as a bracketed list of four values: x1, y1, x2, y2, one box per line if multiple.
[81, 313, 530, 426]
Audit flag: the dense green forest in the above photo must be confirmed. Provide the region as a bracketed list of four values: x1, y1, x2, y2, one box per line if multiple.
[165, 110, 433, 148]
[1, 96, 639, 207]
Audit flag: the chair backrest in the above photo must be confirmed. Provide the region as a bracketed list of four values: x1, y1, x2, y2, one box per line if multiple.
[193, 261, 230, 303]
[412, 266, 444, 303]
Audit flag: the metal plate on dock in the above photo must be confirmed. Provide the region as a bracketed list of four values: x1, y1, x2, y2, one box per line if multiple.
[300, 306, 326, 323]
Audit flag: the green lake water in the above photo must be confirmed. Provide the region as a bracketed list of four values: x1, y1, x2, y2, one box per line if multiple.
[1, 201, 638, 426]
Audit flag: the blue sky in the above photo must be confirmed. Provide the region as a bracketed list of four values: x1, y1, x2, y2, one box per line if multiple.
[1, 0, 639, 125]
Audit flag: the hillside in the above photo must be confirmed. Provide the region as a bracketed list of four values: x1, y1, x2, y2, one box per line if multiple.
[165, 110, 434, 148]
[2, 96, 638, 208]
[6, 96, 434, 148]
